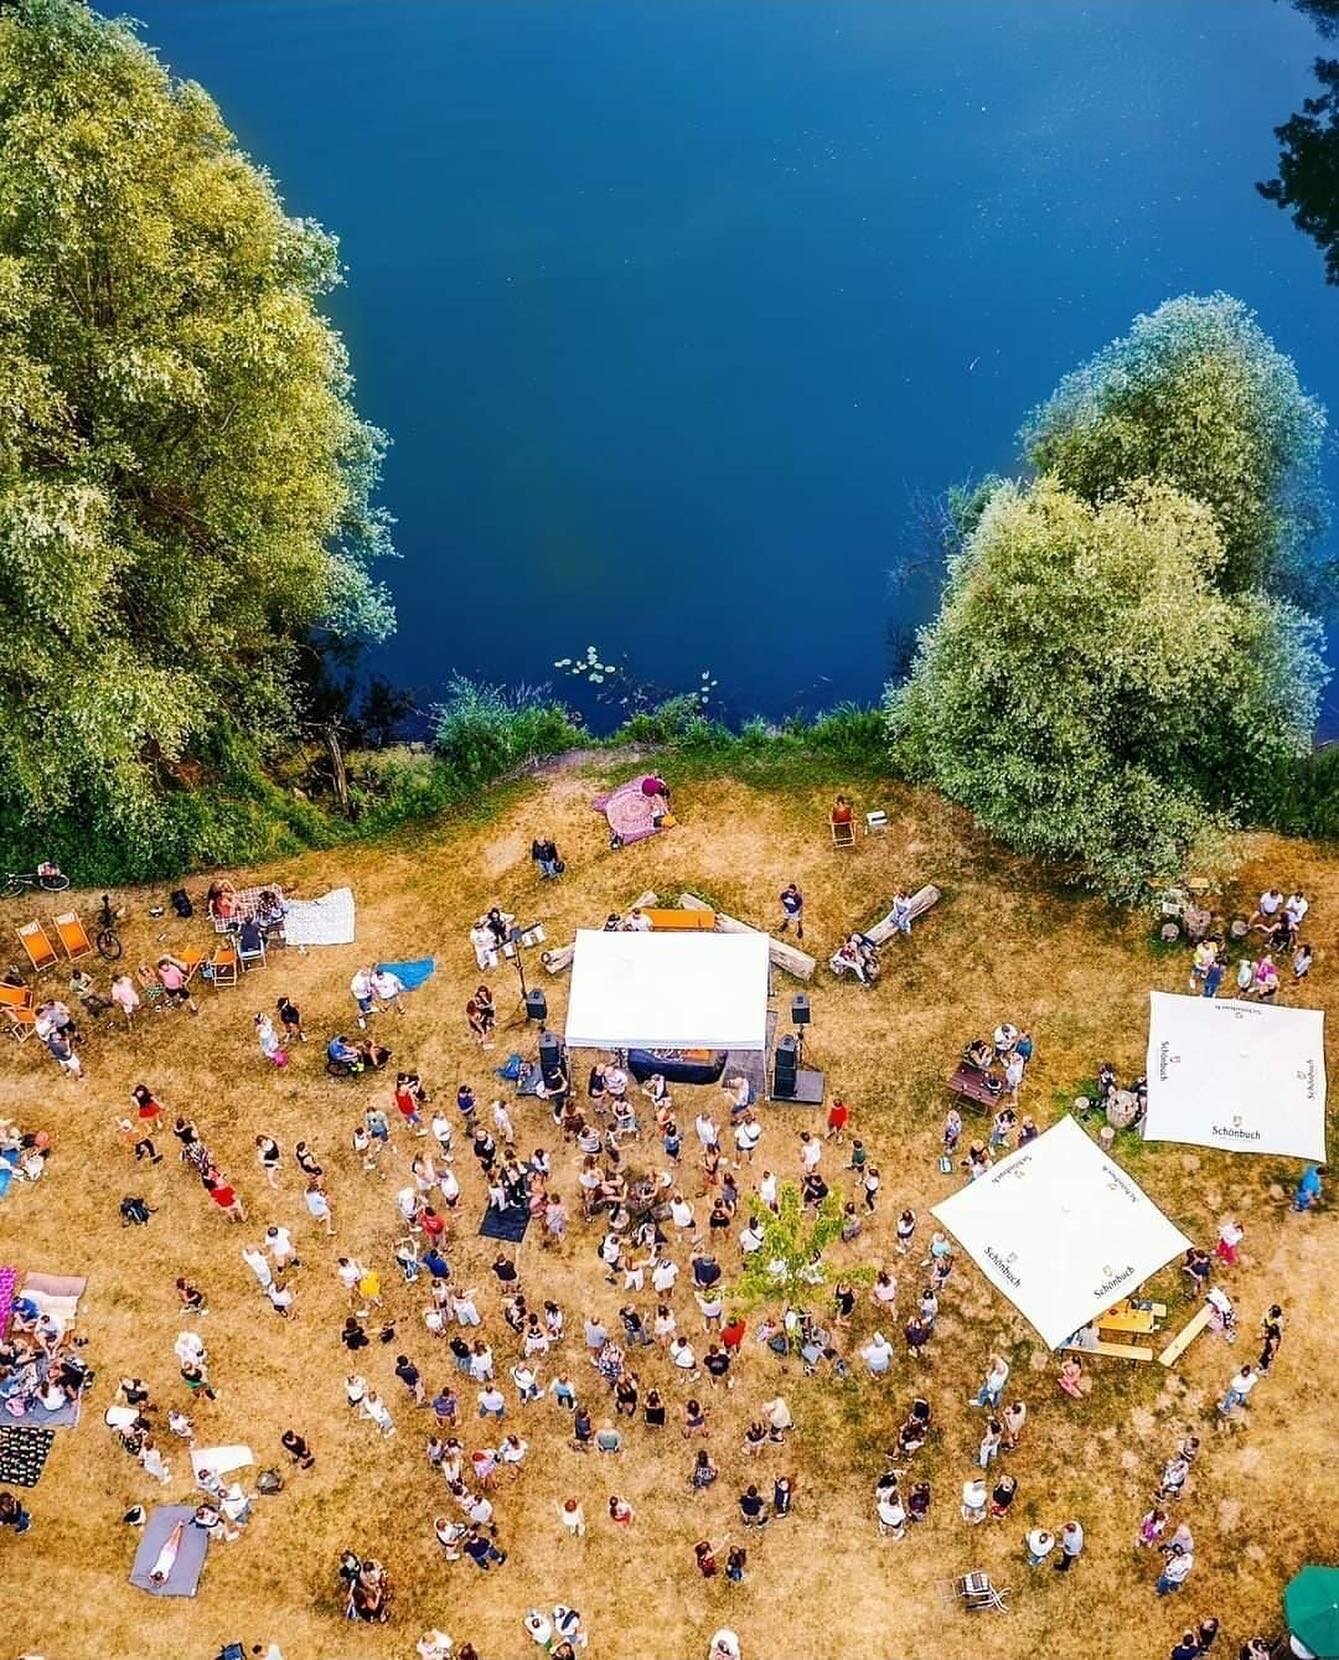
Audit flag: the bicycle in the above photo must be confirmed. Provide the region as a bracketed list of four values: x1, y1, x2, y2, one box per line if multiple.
[95, 893, 123, 961]
[2, 865, 70, 899]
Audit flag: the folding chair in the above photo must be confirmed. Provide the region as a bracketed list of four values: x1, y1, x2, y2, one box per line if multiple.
[16, 921, 58, 972]
[209, 944, 239, 988]
[829, 815, 856, 850]
[954, 1572, 1009, 1613]
[178, 949, 206, 983]
[237, 935, 267, 972]
[53, 912, 94, 962]
[0, 981, 35, 1042]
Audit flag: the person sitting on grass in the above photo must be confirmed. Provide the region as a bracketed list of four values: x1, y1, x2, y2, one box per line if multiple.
[327, 1034, 363, 1076]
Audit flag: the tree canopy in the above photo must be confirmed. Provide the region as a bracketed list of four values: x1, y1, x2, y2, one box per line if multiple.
[0, 0, 394, 866]
[887, 476, 1326, 898]
[1260, 55, 1339, 290]
[1020, 294, 1329, 601]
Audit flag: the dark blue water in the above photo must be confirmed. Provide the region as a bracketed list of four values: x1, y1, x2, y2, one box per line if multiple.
[132, 0, 1339, 728]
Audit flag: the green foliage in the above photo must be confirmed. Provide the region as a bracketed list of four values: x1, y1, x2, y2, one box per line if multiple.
[1242, 743, 1339, 840]
[431, 676, 584, 785]
[1260, 56, 1339, 291]
[729, 1182, 853, 1310]
[886, 477, 1327, 899]
[0, 0, 394, 862]
[1021, 293, 1329, 600]
[617, 695, 730, 748]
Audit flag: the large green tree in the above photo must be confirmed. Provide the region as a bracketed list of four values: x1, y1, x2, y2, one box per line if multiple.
[0, 0, 393, 866]
[887, 477, 1325, 898]
[1020, 294, 1329, 600]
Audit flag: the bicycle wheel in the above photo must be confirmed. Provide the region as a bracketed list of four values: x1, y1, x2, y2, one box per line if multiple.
[96, 927, 123, 962]
[1, 875, 25, 900]
[39, 873, 71, 892]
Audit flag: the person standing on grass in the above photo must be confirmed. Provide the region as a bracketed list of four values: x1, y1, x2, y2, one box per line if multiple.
[111, 973, 141, 1027]
[531, 835, 562, 879]
[1156, 1542, 1194, 1596]
[1258, 1306, 1285, 1373]
[1218, 1363, 1258, 1417]
[350, 966, 376, 1029]
[305, 1179, 335, 1236]
[778, 884, 804, 940]
[372, 964, 407, 1016]
[825, 1097, 849, 1143]
[255, 1135, 281, 1189]
[975, 1353, 1010, 1408]
[1053, 1519, 1083, 1573]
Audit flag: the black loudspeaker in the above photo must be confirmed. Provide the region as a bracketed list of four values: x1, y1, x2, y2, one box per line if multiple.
[525, 988, 548, 1024]
[791, 993, 811, 1026]
[773, 1034, 798, 1099]
[539, 1029, 564, 1087]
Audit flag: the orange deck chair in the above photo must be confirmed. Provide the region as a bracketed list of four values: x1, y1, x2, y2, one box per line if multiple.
[53, 912, 94, 962]
[209, 943, 239, 989]
[16, 920, 58, 972]
[0, 980, 35, 1042]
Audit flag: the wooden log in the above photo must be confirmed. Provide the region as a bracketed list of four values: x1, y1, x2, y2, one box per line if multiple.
[541, 892, 658, 975]
[679, 891, 816, 981]
[865, 884, 942, 947]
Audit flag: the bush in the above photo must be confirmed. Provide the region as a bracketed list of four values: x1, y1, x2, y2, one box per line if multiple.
[1243, 744, 1339, 840]
[431, 677, 585, 785]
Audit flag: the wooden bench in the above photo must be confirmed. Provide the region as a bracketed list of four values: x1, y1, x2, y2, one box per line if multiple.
[1062, 1339, 1152, 1362]
[1157, 1303, 1214, 1368]
[642, 908, 716, 931]
[948, 1063, 1001, 1113]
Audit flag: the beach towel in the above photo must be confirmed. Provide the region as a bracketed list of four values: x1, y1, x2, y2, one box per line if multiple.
[282, 887, 356, 948]
[191, 1444, 253, 1480]
[129, 1505, 209, 1597]
[479, 1202, 530, 1244]
[375, 957, 436, 991]
[592, 778, 668, 848]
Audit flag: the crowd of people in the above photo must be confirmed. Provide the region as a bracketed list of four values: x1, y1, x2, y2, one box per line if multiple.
[0, 828, 1324, 1660]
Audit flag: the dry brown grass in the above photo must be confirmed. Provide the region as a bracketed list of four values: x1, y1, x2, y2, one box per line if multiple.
[0, 762, 1335, 1660]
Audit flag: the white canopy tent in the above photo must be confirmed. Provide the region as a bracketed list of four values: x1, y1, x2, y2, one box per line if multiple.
[1144, 991, 1327, 1162]
[564, 929, 771, 1052]
[931, 1115, 1191, 1349]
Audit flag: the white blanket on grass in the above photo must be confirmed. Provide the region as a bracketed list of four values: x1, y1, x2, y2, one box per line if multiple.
[282, 888, 356, 947]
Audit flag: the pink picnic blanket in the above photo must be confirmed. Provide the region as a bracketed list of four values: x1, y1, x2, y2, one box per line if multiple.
[592, 778, 669, 848]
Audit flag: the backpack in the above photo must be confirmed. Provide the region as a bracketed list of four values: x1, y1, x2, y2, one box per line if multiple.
[255, 1468, 284, 1495]
[120, 1196, 151, 1226]
[170, 887, 193, 919]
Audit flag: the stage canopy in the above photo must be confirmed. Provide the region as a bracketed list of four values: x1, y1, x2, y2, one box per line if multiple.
[931, 1115, 1191, 1349]
[564, 929, 770, 1051]
[1145, 991, 1327, 1163]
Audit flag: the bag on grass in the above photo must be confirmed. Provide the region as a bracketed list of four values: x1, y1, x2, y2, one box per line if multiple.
[170, 887, 194, 919]
[120, 1195, 151, 1226]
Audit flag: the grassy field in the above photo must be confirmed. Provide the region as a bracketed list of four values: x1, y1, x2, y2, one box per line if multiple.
[0, 760, 1334, 1660]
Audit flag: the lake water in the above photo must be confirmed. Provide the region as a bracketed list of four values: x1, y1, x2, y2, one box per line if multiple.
[133, 0, 1339, 729]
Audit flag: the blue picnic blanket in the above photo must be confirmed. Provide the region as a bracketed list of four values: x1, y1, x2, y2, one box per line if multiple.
[375, 957, 436, 991]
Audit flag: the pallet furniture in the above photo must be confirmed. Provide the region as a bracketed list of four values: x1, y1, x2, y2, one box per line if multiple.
[830, 814, 856, 849]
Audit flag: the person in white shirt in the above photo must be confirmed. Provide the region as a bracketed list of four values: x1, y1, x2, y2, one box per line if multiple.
[371, 966, 406, 1013]
[1285, 890, 1309, 928]
[241, 1246, 272, 1290]
[556, 1498, 586, 1536]
[265, 1225, 298, 1271]
[799, 1132, 822, 1173]
[360, 1390, 394, 1435]
[862, 1332, 893, 1375]
[669, 1193, 695, 1229]
[624, 909, 653, 932]
[695, 1112, 720, 1150]
[1253, 888, 1284, 928]
[739, 1219, 764, 1255]
[350, 966, 376, 1028]
[651, 1257, 679, 1294]
[758, 1171, 778, 1211]
[1220, 1364, 1258, 1414]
